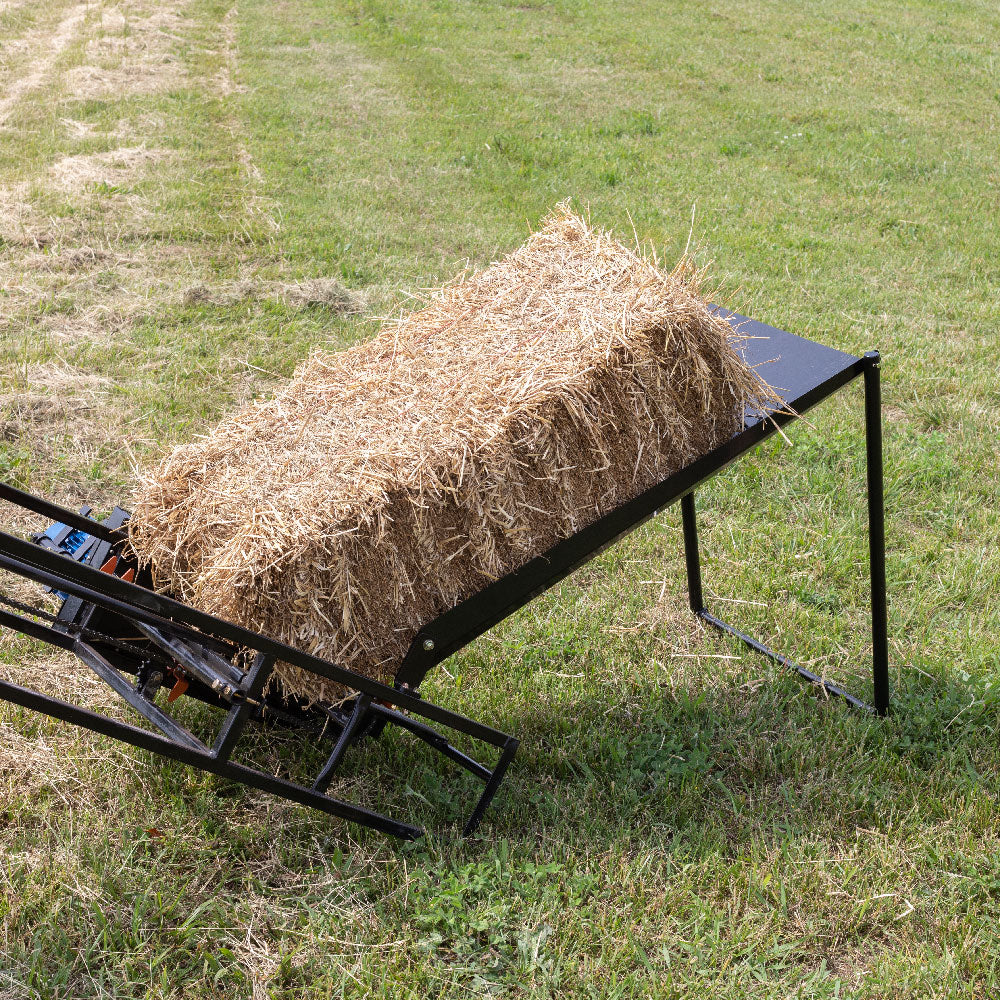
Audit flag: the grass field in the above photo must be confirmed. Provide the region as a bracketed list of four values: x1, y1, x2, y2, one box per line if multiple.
[2, 0, 1000, 995]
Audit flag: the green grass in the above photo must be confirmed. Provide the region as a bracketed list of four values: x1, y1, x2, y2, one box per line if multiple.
[2, 0, 1000, 995]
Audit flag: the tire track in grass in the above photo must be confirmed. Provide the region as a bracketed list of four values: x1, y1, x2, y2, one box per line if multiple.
[0, 1, 91, 127]
[218, 1, 279, 237]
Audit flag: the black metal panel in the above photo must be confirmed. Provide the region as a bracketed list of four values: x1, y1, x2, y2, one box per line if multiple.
[717, 309, 863, 415]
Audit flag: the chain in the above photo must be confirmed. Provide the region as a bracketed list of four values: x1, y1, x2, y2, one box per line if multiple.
[0, 589, 171, 665]
[0, 589, 280, 708]
[0, 591, 326, 720]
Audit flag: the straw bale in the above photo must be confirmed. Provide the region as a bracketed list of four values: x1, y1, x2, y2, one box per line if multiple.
[127, 205, 776, 703]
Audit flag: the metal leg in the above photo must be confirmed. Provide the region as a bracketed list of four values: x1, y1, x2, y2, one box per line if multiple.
[463, 737, 519, 838]
[370, 703, 493, 781]
[312, 694, 372, 793]
[864, 351, 890, 716]
[212, 652, 275, 760]
[681, 492, 704, 614]
[696, 609, 872, 711]
[680, 357, 890, 715]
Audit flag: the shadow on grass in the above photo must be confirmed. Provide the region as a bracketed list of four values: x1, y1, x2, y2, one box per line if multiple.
[462, 663, 1000, 852]
[164, 651, 1000, 855]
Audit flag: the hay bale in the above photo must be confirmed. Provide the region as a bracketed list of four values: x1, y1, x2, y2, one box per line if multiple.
[127, 205, 775, 703]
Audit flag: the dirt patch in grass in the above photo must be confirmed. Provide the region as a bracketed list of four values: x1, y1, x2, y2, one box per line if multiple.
[214, 2, 247, 98]
[0, 35, 32, 60]
[22, 359, 111, 395]
[18, 245, 112, 273]
[0, 393, 98, 442]
[0, 361, 122, 477]
[58, 115, 100, 138]
[0, 183, 52, 247]
[33, 313, 124, 346]
[2, 239, 211, 344]
[112, 112, 169, 143]
[281, 277, 359, 309]
[825, 947, 875, 988]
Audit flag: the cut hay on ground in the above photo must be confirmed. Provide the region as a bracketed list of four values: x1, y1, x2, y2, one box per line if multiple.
[127, 204, 777, 703]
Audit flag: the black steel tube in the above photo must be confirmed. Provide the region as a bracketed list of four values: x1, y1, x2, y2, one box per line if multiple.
[680, 492, 705, 613]
[0, 537, 510, 749]
[864, 352, 890, 715]
[370, 703, 493, 782]
[312, 695, 372, 793]
[699, 611, 874, 714]
[0, 482, 121, 542]
[74, 640, 208, 752]
[0, 606, 77, 651]
[0, 674, 423, 840]
[463, 737, 519, 837]
[213, 653, 275, 760]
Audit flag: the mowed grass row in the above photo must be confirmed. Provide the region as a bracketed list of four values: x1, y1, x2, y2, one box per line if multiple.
[1, 0, 999, 995]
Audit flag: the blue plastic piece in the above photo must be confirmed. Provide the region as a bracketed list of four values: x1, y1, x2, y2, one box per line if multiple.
[41, 522, 94, 599]
[43, 522, 90, 554]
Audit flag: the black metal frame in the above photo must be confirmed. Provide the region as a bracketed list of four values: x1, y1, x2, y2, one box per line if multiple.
[0, 312, 889, 840]
[394, 323, 889, 716]
[678, 355, 889, 714]
[0, 483, 518, 840]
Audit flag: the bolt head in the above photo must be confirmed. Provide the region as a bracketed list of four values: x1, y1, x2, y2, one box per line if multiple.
[422, 638, 435, 652]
